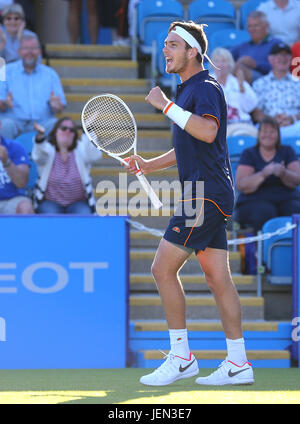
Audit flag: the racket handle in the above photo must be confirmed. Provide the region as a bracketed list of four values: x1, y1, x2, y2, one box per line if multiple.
[136, 172, 163, 209]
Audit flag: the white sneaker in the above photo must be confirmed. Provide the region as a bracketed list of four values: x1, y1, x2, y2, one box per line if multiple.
[195, 359, 254, 386]
[140, 352, 199, 386]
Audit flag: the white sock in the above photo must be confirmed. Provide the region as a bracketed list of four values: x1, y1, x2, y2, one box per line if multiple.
[226, 338, 248, 366]
[169, 328, 191, 359]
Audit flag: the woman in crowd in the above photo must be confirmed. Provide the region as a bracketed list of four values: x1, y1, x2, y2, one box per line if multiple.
[234, 116, 300, 231]
[211, 47, 258, 137]
[0, 3, 37, 63]
[32, 117, 102, 214]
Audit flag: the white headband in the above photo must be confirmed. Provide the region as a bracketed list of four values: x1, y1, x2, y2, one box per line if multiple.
[171, 25, 203, 55]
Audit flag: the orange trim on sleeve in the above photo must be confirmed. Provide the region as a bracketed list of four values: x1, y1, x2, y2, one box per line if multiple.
[163, 101, 174, 114]
[202, 113, 220, 128]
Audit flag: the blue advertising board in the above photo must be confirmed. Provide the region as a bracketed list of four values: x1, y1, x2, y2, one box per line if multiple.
[292, 215, 300, 367]
[0, 216, 129, 369]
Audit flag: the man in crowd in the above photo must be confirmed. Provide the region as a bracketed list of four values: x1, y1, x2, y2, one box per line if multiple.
[0, 34, 66, 139]
[231, 10, 282, 84]
[252, 41, 300, 138]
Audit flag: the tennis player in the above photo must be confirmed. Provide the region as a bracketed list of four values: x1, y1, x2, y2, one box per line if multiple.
[126, 21, 254, 386]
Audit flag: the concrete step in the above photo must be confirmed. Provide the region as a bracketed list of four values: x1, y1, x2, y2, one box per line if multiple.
[130, 249, 241, 273]
[46, 44, 131, 59]
[49, 59, 138, 79]
[57, 112, 169, 129]
[130, 294, 264, 320]
[132, 320, 279, 333]
[61, 78, 149, 94]
[64, 93, 155, 114]
[130, 273, 256, 292]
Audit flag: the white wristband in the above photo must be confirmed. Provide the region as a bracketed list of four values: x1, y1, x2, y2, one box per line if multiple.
[163, 101, 192, 130]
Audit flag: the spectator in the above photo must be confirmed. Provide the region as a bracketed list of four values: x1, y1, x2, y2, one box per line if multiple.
[257, 0, 300, 46]
[0, 34, 66, 140]
[291, 40, 300, 79]
[0, 3, 37, 63]
[31, 117, 102, 214]
[64, 0, 99, 44]
[211, 47, 258, 137]
[231, 11, 282, 84]
[0, 120, 34, 214]
[252, 42, 300, 138]
[234, 116, 300, 232]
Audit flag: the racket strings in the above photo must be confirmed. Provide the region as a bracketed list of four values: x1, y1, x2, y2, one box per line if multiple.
[82, 96, 135, 155]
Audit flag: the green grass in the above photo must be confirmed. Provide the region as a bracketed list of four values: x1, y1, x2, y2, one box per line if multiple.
[0, 368, 299, 404]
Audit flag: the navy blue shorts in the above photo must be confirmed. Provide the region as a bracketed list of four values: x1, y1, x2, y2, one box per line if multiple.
[163, 199, 229, 253]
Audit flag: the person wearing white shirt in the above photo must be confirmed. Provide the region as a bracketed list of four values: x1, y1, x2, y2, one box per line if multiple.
[211, 47, 258, 137]
[257, 0, 300, 46]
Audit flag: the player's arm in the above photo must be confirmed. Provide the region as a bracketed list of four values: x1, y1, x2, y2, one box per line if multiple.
[146, 86, 218, 144]
[125, 149, 176, 175]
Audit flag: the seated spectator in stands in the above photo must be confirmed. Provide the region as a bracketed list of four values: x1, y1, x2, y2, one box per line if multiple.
[252, 42, 300, 138]
[0, 34, 66, 140]
[211, 47, 258, 137]
[234, 116, 300, 232]
[231, 11, 282, 84]
[0, 120, 34, 214]
[257, 0, 300, 46]
[32, 117, 102, 214]
[0, 3, 37, 63]
[291, 40, 300, 79]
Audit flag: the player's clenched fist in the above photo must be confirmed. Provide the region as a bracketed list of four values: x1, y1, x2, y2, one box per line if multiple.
[145, 86, 169, 111]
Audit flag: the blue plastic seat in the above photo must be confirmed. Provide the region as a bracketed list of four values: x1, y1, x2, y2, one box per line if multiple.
[227, 135, 256, 158]
[281, 137, 300, 158]
[188, 0, 237, 49]
[15, 131, 38, 193]
[262, 217, 293, 285]
[137, 0, 184, 55]
[240, 0, 269, 29]
[209, 28, 251, 53]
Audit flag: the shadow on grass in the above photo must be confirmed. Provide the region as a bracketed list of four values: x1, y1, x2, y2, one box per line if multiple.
[0, 368, 299, 404]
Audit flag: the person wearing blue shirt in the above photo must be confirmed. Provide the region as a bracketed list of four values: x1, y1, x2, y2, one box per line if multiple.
[125, 21, 254, 387]
[231, 10, 282, 84]
[0, 34, 66, 140]
[235, 116, 300, 231]
[0, 120, 34, 214]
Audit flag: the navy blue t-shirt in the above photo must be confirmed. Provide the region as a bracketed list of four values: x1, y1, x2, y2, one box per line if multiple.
[236, 145, 300, 205]
[173, 70, 234, 216]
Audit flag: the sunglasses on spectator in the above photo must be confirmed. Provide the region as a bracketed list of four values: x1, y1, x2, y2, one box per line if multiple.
[4, 16, 22, 21]
[59, 126, 76, 133]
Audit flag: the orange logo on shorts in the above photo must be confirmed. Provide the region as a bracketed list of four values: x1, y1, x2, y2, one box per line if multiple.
[172, 226, 181, 233]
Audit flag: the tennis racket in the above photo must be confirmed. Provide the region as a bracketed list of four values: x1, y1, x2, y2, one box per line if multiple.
[81, 94, 163, 209]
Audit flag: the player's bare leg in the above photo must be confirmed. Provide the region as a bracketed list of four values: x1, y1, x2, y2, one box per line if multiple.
[196, 247, 254, 385]
[139, 238, 199, 385]
[151, 238, 190, 329]
[197, 247, 242, 339]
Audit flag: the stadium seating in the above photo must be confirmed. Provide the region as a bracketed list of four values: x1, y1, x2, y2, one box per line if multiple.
[239, 0, 269, 29]
[134, 0, 184, 56]
[15, 131, 38, 194]
[282, 137, 300, 158]
[261, 216, 293, 285]
[187, 0, 237, 51]
[227, 135, 256, 158]
[209, 28, 251, 53]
